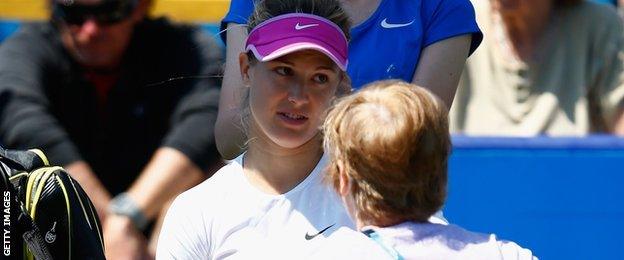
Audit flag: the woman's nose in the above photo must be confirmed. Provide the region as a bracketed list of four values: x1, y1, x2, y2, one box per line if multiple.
[287, 82, 309, 105]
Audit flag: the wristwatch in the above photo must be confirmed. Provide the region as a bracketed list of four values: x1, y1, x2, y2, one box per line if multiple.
[108, 192, 149, 231]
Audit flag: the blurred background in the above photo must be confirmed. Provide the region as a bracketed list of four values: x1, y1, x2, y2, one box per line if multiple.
[1, 1, 623, 259]
[0, 0, 229, 43]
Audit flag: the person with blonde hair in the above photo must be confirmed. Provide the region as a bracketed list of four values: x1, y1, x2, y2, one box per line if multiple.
[215, 0, 483, 160]
[319, 80, 536, 259]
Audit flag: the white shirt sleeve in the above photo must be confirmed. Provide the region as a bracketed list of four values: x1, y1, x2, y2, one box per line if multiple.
[156, 195, 211, 260]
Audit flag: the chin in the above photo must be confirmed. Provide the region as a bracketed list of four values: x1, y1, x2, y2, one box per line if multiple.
[271, 136, 309, 149]
[270, 132, 318, 149]
[73, 48, 121, 69]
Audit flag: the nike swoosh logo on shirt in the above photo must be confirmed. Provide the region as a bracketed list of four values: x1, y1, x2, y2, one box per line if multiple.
[305, 224, 335, 240]
[295, 23, 320, 30]
[380, 18, 415, 29]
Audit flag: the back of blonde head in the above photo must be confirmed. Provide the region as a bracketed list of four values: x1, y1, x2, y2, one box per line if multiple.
[323, 80, 450, 224]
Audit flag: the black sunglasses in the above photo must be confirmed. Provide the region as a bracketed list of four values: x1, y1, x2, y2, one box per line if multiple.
[52, 0, 139, 26]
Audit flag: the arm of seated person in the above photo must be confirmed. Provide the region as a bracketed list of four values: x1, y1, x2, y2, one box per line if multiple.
[0, 33, 113, 222]
[104, 148, 218, 259]
[411, 34, 472, 108]
[64, 161, 112, 222]
[215, 23, 248, 159]
[126, 147, 207, 223]
[612, 108, 624, 135]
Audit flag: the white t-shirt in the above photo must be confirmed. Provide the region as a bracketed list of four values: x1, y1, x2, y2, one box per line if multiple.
[360, 222, 537, 260]
[156, 153, 355, 259]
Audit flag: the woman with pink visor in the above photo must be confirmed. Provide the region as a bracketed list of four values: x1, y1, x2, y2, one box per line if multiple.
[156, 0, 390, 259]
[216, 0, 482, 160]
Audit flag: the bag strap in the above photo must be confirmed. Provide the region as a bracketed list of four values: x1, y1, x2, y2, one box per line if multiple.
[1, 156, 54, 260]
[18, 209, 54, 260]
[0, 146, 49, 173]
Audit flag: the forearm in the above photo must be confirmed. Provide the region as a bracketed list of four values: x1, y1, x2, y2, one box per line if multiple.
[215, 112, 246, 159]
[64, 161, 111, 221]
[215, 23, 248, 159]
[126, 147, 210, 220]
[612, 108, 624, 135]
[412, 35, 472, 108]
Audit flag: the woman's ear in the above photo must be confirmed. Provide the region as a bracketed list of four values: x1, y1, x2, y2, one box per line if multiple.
[337, 73, 353, 96]
[337, 161, 351, 197]
[239, 53, 251, 86]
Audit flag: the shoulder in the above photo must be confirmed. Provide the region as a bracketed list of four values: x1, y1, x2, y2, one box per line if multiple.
[0, 22, 67, 87]
[560, 2, 622, 31]
[222, 0, 254, 25]
[132, 18, 222, 77]
[568, 1, 620, 19]
[492, 236, 537, 260]
[137, 18, 199, 38]
[373, 222, 535, 259]
[0, 22, 61, 57]
[421, 0, 478, 16]
[175, 160, 243, 208]
[327, 227, 384, 249]
[166, 159, 244, 222]
[307, 227, 391, 260]
[557, 2, 623, 53]
[399, 223, 493, 246]
[5, 22, 54, 40]
[157, 161, 244, 258]
[134, 18, 220, 57]
[432, 224, 536, 260]
[220, 0, 254, 42]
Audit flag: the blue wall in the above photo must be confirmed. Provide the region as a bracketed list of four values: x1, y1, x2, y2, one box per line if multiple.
[446, 136, 624, 260]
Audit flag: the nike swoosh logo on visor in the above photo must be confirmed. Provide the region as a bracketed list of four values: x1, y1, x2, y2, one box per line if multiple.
[380, 18, 415, 29]
[295, 23, 320, 30]
[305, 224, 335, 240]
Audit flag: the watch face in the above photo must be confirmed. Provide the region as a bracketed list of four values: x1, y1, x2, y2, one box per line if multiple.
[110, 194, 132, 214]
[119, 197, 133, 212]
[109, 193, 148, 230]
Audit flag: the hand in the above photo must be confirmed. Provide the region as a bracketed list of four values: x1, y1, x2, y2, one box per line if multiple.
[103, 214, 150, 260]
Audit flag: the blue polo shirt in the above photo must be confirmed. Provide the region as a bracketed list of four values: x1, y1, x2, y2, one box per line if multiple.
[222, 0, 482, 89]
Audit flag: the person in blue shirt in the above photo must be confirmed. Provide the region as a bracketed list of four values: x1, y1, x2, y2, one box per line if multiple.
[215, 0, 483, 159]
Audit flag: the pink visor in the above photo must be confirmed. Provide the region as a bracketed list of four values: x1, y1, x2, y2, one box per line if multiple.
[245, 13, 348, 71]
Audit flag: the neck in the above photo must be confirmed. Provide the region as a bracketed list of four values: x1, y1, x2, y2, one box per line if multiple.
[243, 121, 324, 195]
[341, 0, 382, 26]
[356, 215, 404, 230]
[496, 3, 552, 61]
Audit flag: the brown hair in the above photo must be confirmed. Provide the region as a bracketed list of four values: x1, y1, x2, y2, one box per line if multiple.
[323, 80, 451, 224]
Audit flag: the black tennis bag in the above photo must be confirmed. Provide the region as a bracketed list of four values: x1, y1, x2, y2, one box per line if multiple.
[0, 147, 105, 260]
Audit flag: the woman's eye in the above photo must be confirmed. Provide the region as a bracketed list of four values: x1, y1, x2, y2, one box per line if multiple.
[313, 74, 329, 84]
[274, 67, 292, 76]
